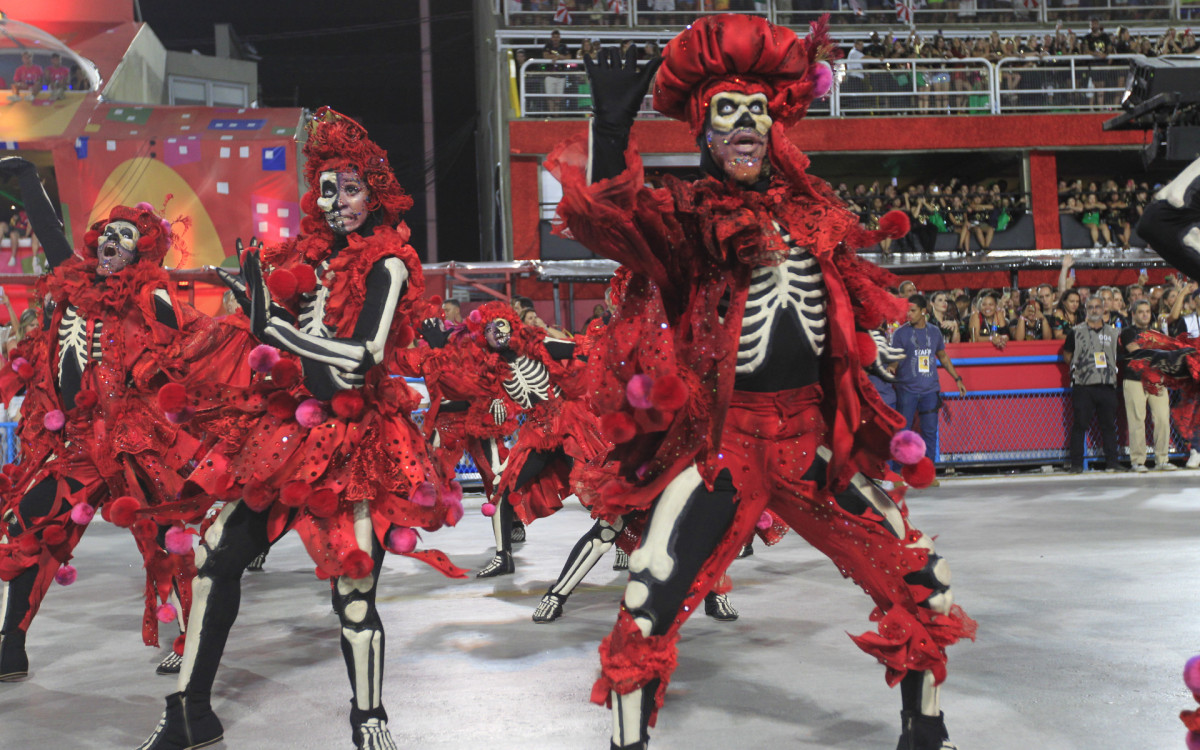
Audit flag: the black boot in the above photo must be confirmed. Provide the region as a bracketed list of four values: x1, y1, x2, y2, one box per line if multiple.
[0, 628, 28, 681]
[136, 691, 223, 750]
[532, 592, 566, 623]
[896, 710, 957, 750]
[475, 550, 514, 578]
[703, 591, 739, 622]
[350, 705, 398, 750]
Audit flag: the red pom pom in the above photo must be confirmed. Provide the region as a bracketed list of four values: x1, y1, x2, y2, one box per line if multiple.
[0, 475, 12, 493]
[267, 391, 298, 420]
[855, 331, 878, 369]
[16, 362, 33, 381]
[901, 457, 936, 488]
[54, 564, 77, 586]
[17, 533, 40, 555]
[279, 480, 309, 507]
[157, 383, 188, 414]
[307, 488, 339, 518]
[108, 496, 141, 528]
[292, 264, 318, 294]
[75, 390, 99, 409]
[42, 525, 67, 546]
[331, 389, 365, 420]
[248, 345, 281, 373]
[270, 359, 301, 388]
[173, 633, 186, 656]
[395, 324, 415, 348]
[242, 481, 274, 512]
[879, 210, 910, 239]
[600, 411, 637, 444]
[342, 549, 374, 579]
[1, 463, 16, 477]
[649, 375, 688, 412]
[267, 268, 299, 300]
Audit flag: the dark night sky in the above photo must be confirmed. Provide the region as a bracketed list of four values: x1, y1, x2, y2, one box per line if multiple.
[139, 1, 480, 262]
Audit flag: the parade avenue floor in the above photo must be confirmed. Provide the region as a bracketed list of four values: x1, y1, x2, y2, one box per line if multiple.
[2, 471, 1198, 749]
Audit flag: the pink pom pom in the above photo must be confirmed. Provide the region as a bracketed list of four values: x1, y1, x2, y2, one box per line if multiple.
[445, 497, 464, 525]
[626, 374, 654, 409]
[70, 504, 96, 525]
[166, 408, 195, 424]
[409, 481, 437, 507]
[481, 502, 496, 517]
[1188, 731, 1200, 750]
[43, 409, 66, 431]
[295, 398, 326, 428]
[135, 201, 156, 212]
[10, 357, 27, 372]
[156, 603, 178, 623]
[468, 309, 482, 324]
[54, 564, 77, 586]
[756, 511, 773, 531]
[811, 60, 833, 99]
[445, 481, 464, 505]
[1185, 655, 1200, 693]
[890, 430, 926, 466]
[164, 526, 193, 555]
[387, 527, 418, 554]
[248, 345, 281, 373]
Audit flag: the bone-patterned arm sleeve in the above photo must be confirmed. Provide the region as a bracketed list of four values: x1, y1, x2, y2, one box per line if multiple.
[0, 157, 72, 267]
[260, 257, 408, 383]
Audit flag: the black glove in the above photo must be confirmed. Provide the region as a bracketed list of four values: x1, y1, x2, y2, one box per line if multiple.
[241, 248, 271, 339]
[215, 237, 261, 315]
[585, 47, 662, 182]
[420, 318, 449, 349]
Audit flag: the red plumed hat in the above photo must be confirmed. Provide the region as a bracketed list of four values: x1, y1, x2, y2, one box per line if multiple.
[82, 202, 177, 266]
[303, 106, 413, 228]
[653, 14, 837, 136]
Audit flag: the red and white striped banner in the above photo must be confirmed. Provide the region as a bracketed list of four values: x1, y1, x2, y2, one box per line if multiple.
[554, 0, 571, 24]
[895, 0, 912, 22]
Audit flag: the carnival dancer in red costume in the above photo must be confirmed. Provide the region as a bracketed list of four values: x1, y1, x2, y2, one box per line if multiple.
[136, 108, 466, 750]
[546, 16, 975, 749]
[0, 156, 199, 682]
[453, 301, 606, 578]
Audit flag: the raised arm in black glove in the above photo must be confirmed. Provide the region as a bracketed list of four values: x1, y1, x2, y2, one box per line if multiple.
[584, 47, 662, 183]
[0, 156, 73, 267]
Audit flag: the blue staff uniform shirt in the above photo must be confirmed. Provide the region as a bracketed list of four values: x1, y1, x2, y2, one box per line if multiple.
[892, 322, 946, 394]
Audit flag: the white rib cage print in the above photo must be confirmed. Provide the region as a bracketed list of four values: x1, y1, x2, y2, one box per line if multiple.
[735, 221, 827, 374]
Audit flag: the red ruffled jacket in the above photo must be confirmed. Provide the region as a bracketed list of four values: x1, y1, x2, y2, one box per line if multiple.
[546, 130, 908, 518]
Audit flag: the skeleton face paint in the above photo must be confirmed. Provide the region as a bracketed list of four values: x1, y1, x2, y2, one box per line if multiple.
[317, 169, 371, 235]
[96, 219, 139, 276]
[704, 92, 771, 185]
[484, 318, 512, 351]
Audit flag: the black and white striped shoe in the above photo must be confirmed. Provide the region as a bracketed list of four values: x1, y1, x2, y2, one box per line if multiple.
[475, 551, 514, 578]
[612, 548, 629, 571]
[136, 692, 223, 750]
[510, 520, 526, 544]
[246, 550, 268, 572]
[353, 717, 399, 750]
[156, 651, 183, 675]
[532, 593, 566, 623]
[703, 592, 739, 622]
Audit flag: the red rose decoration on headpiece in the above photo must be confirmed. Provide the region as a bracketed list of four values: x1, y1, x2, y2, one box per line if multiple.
[303, 106, 414, 228]
[652, 14, 837, 136]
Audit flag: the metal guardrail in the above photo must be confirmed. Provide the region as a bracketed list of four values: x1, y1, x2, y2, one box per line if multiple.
[518, 53, 1146, 117]
[502, 0, 1194, 28]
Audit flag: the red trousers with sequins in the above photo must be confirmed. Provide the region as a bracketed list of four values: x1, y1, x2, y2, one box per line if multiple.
[594, 385, 973, 720]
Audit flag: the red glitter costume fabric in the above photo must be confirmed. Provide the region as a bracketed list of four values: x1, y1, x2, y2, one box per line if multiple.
[0, 255, 200, 646]
[547, 14, 974, 716]
[165, 224, 467, 580]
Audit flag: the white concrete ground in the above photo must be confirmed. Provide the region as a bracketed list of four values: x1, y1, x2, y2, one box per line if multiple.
[1, 472, 1198, 749]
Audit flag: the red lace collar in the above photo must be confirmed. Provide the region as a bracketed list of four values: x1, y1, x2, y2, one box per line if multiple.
[41, 257, 168, 320]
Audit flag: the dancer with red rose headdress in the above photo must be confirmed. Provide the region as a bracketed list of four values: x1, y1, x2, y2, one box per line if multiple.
[136, 108, 466, 750]
[547, 15, 974, 749]
[0, 156, 202, 683]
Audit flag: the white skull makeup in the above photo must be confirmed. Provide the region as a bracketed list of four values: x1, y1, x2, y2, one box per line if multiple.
[317, 169, 371, 235]
[484, 318, 512, 351]
[96, 219, 139, 276]
[704, 92, 772, 185]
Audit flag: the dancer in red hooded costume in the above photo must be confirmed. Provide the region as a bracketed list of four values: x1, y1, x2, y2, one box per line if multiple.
[0, 156, 200, 683]
[136, 108, 465, 750]
[546, 15, 974, 750]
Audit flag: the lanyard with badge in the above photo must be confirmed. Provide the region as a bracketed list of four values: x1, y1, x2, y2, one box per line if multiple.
[916, 327, 932, 374]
